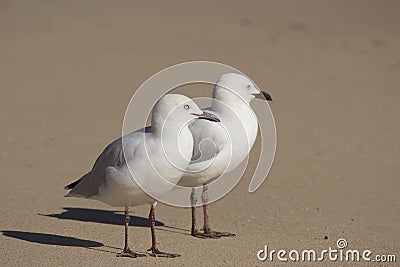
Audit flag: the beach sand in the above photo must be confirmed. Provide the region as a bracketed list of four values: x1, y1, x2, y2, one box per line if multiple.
[0, 1, 399, 266]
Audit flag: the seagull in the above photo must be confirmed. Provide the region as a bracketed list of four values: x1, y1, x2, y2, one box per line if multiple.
[64, 94, 220, 257]
[178, 73, 272, 238]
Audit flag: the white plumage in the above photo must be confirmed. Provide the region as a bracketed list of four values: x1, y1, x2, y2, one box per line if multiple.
[179, 73, 272, 237]
[64, 93, 220, 257]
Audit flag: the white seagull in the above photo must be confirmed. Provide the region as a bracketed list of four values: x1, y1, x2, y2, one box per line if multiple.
[64, 94, 220, 257]
[178, 73, 272, 238]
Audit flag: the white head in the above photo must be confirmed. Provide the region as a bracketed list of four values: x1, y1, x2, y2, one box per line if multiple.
[151, 94, 219, 133]
[150, 94, 220, 171]
[212, 73, 272, 105]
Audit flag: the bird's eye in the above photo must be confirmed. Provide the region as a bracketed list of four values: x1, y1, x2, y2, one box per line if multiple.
[247, 84, 251, 90]
[184, 104, 189, 110]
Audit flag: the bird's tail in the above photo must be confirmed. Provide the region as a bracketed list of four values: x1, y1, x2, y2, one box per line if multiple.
[64, 172, 90, 190]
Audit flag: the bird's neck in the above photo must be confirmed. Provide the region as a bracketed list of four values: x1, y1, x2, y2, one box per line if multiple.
[211, 89, 258, 150]
[211, 89, 251, 113]
[152, 121, 193, 169]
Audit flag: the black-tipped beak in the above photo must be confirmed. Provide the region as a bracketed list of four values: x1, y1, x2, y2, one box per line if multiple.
[254, 91, 273, 101]
[192, 111, 220, 122]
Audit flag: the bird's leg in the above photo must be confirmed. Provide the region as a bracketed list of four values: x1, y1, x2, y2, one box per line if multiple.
[191, 185, 218, 238]
[190, 188, 199, 236]
[147, 203, 180, 258]
[202, 184, 211, 234]
[117, 206, 145, 258]
[198, 185, 236, 239]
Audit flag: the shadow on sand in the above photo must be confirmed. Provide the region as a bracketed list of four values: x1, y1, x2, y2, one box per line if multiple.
[1, 230, 103, 247]
[40, 207, 190, 237]
[40, 207, 165, 227]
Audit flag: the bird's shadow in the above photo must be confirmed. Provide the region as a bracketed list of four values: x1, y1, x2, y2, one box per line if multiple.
[1, 230, 103, 248]
[40, 207, 164, 227]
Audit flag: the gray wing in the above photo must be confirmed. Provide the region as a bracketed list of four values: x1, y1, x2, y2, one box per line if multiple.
[65, 127, 149, 198]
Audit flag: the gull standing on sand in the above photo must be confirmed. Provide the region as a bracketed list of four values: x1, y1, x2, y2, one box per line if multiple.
[64, 94, 220, 257]
[179, 73, 272, 238]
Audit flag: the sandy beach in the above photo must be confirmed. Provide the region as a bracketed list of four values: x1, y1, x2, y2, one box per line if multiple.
[1, 0, 399, 266]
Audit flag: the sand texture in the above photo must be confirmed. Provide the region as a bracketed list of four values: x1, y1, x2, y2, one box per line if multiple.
[0, 1, 399, 266]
